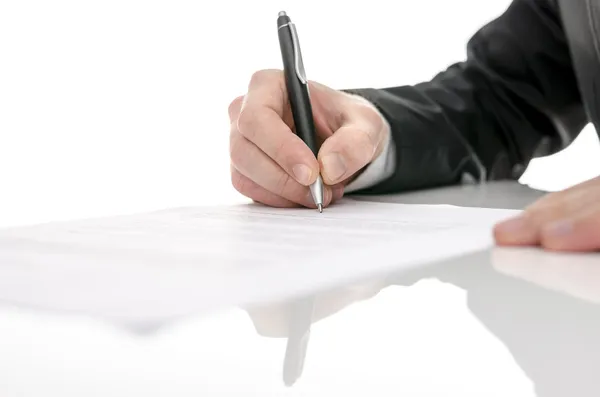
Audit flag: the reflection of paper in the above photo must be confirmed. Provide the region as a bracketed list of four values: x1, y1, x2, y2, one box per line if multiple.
[0, 199, 519, 325]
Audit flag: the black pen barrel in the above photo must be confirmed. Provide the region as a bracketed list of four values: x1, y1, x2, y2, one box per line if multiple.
[277, 14, 319, 156]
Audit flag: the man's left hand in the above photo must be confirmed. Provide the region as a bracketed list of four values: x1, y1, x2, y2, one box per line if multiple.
[494, 176, 600, 252]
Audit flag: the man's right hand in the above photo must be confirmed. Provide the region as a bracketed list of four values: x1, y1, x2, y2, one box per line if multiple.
[228, 69, 390, 209]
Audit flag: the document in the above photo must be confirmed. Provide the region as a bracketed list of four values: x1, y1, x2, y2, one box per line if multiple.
[0, 199, 520, 325]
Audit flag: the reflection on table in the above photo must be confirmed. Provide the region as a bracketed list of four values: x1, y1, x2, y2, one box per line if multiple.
[245, 182, 599, 396]
[246, 246, 600, 396]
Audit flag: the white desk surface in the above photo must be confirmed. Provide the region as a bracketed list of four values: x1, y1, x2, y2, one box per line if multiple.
[1, 181, 598, 397]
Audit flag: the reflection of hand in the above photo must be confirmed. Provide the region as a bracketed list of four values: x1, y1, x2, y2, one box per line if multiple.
[493, 176, 600, 252]
[492, 247, 600, 304]
[245, 281, 385, 338]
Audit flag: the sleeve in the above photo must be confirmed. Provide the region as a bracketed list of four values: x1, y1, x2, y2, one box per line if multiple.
[343, 0, 588, 195]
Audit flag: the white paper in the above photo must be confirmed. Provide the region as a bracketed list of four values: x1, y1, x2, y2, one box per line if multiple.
[0, 199, 520, 325]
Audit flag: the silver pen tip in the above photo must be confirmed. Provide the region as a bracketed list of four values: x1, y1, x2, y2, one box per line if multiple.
[317, 204, 323, 213]
[278, 11, 287, 17]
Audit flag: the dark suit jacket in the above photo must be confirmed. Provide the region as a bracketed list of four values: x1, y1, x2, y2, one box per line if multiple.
[347, 0, 596, 194]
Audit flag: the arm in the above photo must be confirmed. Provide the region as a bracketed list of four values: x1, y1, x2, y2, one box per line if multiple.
[345, 0, 587, 195]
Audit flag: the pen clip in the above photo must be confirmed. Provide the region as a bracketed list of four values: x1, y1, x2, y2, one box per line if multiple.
[289, 23, 307, 85]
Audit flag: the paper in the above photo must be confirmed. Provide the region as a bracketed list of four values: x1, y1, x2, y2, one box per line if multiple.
[0, 199, 520, 325]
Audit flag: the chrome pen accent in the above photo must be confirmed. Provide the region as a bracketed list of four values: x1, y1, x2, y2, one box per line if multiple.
[289, 23, 307, 84]
[310, 175, 324, 213]
[277, 19, 307, 85]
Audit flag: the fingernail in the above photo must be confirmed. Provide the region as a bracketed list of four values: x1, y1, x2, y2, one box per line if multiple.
[544, 220, 573, 237]
[321, 153, 346, 183]
[292, 164, 312, 185]
[495, 215, 535, 242]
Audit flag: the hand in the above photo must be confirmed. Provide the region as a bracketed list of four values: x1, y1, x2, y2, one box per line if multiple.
[246, 281, 384, 338]
[493, 176, 600, 252]
[228, 69, 389, 209]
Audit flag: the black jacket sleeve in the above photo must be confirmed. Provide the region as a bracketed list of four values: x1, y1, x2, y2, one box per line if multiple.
[345, 0, 588, 195]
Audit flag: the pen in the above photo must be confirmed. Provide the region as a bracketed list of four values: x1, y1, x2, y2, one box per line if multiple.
[277, 11, 324, 213]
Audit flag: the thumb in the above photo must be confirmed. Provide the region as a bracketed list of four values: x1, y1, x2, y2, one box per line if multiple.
[317, 102, 388, 185]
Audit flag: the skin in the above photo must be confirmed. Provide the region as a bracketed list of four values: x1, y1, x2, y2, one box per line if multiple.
[229, 69, 600, 253]
[494, 176, 600, 252]
[228, 69, 388, 209]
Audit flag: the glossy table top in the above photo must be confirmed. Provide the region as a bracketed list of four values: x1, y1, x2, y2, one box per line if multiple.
[1, 181, 598, 397]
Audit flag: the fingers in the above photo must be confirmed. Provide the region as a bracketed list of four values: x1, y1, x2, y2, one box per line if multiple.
[237, 105, 319, 186]
[228, 95, 244, 121]
[317, 104, 387, 185]
[228, 69, 385, 209]
[232, 165, 343, 209]
[238, 70, 319, 186]
[539, 207, 600, 251]
[494, 177, 600, 252]
[523, 175, 600, 212]
[493, 214, 539, 247]
[230, 128, 335, 208]
[230, 167, 299, 208]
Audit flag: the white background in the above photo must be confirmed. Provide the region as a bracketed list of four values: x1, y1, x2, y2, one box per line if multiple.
[1, 0, 599, 229]
[0, 0, 598, 395]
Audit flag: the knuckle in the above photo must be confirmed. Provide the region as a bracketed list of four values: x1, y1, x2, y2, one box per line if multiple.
[249, 69, 276, 88]
[228, 95, 244, 120]
[274, 172, 293, 197]
[248, 69, 285, 99]
[230, 169, 246, 195]
[525, 205, 547, 221]
[527, 202, 565, 226]
[231, 171, 259, 202]
[354, 127, 377, 162]
[272, 138, 292, 166]
[236, 107, 258, 139]
[358, 106, 384, 146]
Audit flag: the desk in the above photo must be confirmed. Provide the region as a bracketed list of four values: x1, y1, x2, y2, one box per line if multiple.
[0, 181, 598, 397]
[353, 179, 547, 209]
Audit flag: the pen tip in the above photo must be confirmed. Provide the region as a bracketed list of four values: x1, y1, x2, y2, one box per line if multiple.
[317, 204, 323, 213]
[278, 11, 287, 17]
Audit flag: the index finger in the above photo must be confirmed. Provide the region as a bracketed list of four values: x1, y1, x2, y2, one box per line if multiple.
[237, 70, 320, 186]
